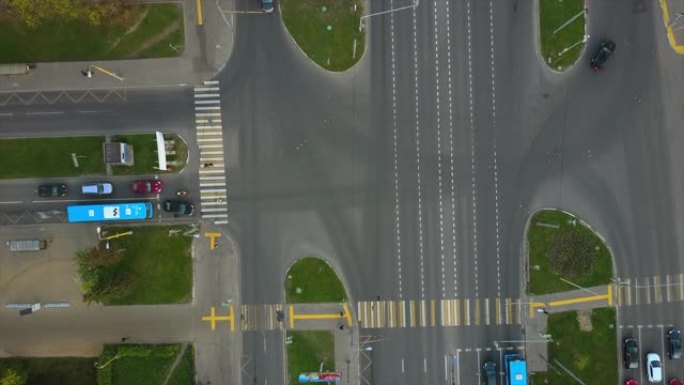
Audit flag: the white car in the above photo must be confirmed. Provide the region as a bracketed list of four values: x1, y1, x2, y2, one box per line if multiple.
[647, 353, 663, 383]
[81, 182, 113, 195]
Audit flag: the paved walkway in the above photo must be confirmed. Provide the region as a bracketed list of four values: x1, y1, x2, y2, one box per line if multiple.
[660, 0, 684, 54]
[522, 284, 613, 373]
[0, 0, 236, 92]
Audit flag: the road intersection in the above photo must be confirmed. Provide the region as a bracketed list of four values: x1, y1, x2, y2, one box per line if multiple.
[2, 0, 684, 384]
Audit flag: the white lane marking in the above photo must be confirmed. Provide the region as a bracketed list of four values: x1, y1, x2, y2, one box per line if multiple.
[214, 220, 229, 225]
[194, 93, 220, 98]
[198, 144, 224, 149]
[26, 111, 63, 115]
[0, 201, 23, 204]
[203, 213, 229, 218]
[194, 100, 221, 105]
[203, 80, 219, 85]
[199, 175, 226, 180]
[0, 113, 14, 116]
[444, 355, 448, 381]
[200, 188, 227, 193]
[196, 119, 222, 124]
[195, 112, 222, 117]
[489, 0, 502, 299]
[433, 0, 446, 299]
[200, 183, 227, 187]
[201, 201, 228, 206]
[77, 110, 110, 114]
[197, 138, 224, 142]
[194, 87, 220, 92]
[466, 0, 479, 298]
[456, 350, 461, 385]
[424, 358, 427, 373]
[197, 125, 222, 129]
[412, 0, 426, 301]
[200, 150, 224, 155]
[197, 131, 223, 136]
[202, 207, 228, 213]
[199, 169, 226, 174]
[401, 359, 405, 373]
[195, 106, 221, 110]
[389, 0, 403, 300]
[444, 0, 458, 300]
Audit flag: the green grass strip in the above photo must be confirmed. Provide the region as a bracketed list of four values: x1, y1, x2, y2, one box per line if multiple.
[531, 308, 617, 385]
[280, 0, 364, 71]
[539, 0, 585, 70]
[286, 331, 334, 385]
[286, 257, 347, 304]
[0, 136, 105, 179]
[528, 210, 613, 295]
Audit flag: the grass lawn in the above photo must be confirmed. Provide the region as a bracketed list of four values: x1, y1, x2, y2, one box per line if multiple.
[0, 136, 105, 179]
[539, 0, 585, 70]
[286, 331, 334, 385]
[280, 0, 364, 71]
[111, 134, 187, 175]
[528, 210, 613, 295]
[97, 344, 187, 385]
[530, 308, 617, 385]
[0, 357, 96, 385]
[286, 257, 347, 303]
[0, 4, 183, 63]
[166, 346, 194, 385]
[101, 225, 192, 305]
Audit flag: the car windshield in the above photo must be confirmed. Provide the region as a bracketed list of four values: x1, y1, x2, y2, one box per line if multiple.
[652, 361, 661, 368]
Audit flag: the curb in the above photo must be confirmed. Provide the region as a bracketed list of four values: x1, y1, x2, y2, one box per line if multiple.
[535, 0, 589, 74]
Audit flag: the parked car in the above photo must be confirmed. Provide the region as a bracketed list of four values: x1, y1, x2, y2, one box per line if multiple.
[625, 379, 638, 385]
[482, 361, 497, 385]
[647, 353, 662, 383]
[262, 0, 274, 13]
[131, 179, 163, 194]
[624, 338, 639, 369]
[38, 184, 67, 197]
[163, 200, 194, 216]
[590, 39, 616, 71]
[81, 182, 113, 195]
[670, 379, 683, 385]
[668, 329, 682, 360]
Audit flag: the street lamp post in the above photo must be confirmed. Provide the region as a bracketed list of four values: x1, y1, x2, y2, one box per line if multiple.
[359, 0, 420, 31]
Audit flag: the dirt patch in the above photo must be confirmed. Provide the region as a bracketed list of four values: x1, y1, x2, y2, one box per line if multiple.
[110, 7, 150, 50]
[577, 309, 593, 331]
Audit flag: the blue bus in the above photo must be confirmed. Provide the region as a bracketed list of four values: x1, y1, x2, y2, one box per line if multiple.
[67, 202, 154, 223]
[504, 353, 527, 385]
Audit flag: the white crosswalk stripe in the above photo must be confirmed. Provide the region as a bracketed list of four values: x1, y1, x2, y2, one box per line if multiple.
[194, 81, 229, 225]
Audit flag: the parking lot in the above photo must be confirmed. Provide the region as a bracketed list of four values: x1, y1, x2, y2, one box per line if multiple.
[620, 303, 684, 384]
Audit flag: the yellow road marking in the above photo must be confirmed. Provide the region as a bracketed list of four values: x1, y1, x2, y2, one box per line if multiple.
[343, 303, 353, 326]
[204, 232, 221, 249]
[617, 284, 622, 306]
[529, 301, 545, 318]
[229, 304, 235, 331]
[431, 300, 436, 327]
[90, 65, 124, 81]
[289, 305, 294, 328]
[196, 0, 204, 26]
[607, 284, 613, 306]
[548, 294, 609, 307]
[475, 298, 480, 325]
[201, 306, 231, 331]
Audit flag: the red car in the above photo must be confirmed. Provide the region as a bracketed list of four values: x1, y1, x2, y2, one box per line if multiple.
[131, 179, 163, 194]
[671, 379, 683, 385]
[625, 380, 637, 385]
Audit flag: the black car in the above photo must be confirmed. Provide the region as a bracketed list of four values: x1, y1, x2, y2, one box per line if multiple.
[623, 338, 639, 369]
[482, 361, 497, 385]
[668, 329, 682, 360]
[38, 184, 68, 197]
[163, 200, 194, 216]
[590, 39, 616, 71]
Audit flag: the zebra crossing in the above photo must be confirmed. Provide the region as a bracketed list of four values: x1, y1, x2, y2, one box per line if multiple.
[616, 273, 684, 306]
[195, 80, 229, 225]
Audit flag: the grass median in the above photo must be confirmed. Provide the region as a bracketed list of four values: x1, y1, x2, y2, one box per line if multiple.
[0, 357, 95, 385]
[528, 210, 613, 295]
[0, 136, 105, 179]
[286, 331, 334, 385]
[286, 257, 347, 304]
[530, 308, 617, 385]
[96, 344, 192, 385]
[280, 0, 364, 71]
[111, 133, 187, 175]
[539, 0, 585, 70]
[0, 4, 183, 63]
[76, 225, 193, 305]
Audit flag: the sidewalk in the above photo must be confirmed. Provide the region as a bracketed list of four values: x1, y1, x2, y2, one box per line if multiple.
[660, 0, 684, 54]
[522, 284, 613, 373]
[0, 0, 236, 92]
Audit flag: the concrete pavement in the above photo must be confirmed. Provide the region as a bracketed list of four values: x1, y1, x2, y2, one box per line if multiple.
[0, 0, 235, 92]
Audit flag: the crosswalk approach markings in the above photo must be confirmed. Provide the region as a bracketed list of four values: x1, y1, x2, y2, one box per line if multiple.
[195, 81, 229, 225]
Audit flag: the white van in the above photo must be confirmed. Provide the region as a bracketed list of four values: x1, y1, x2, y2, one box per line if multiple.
[7, 240, 47, 252]
[81, 182, 113, 195]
